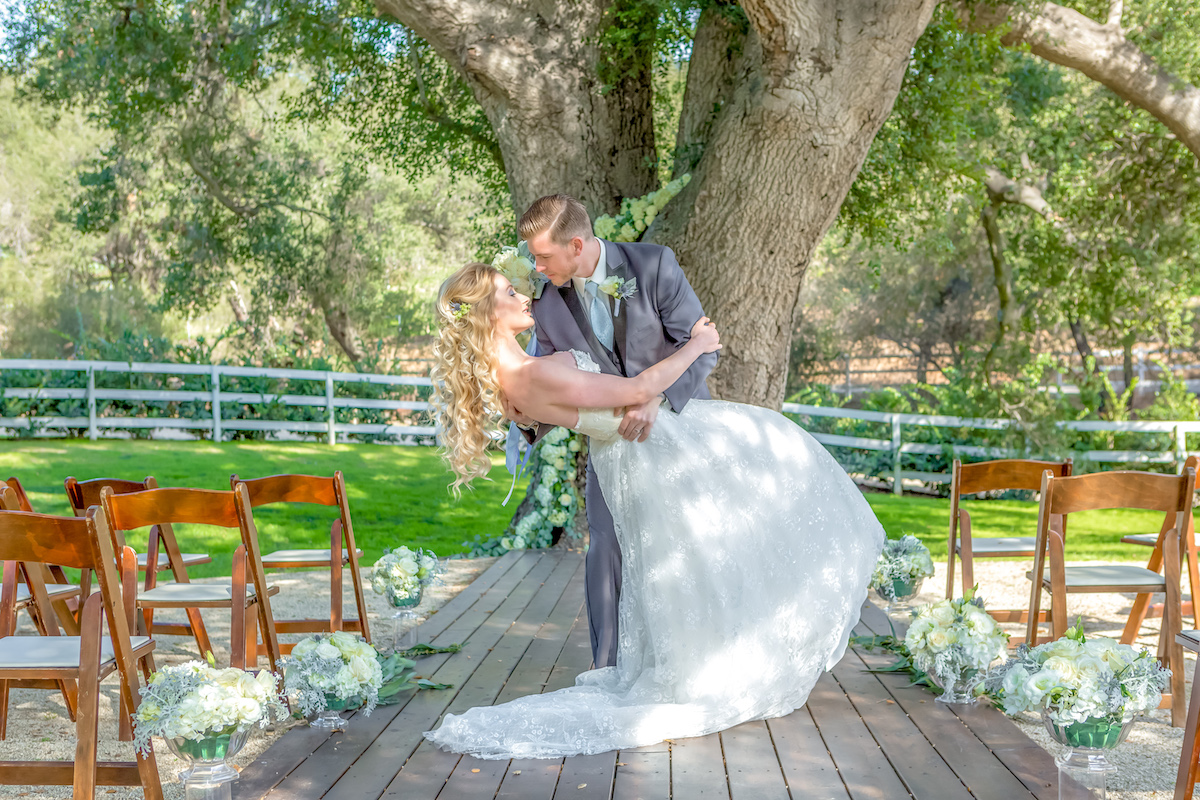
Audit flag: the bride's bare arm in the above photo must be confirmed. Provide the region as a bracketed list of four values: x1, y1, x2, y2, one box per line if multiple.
[512, 318, 720, 416]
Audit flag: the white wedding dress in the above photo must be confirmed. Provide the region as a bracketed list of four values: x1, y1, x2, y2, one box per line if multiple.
[424, 350, 886, 759]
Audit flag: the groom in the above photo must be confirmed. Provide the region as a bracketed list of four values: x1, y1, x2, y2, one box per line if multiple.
[512, 193, 717, 668]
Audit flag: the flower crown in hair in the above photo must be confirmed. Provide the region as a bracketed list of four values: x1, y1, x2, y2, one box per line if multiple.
[449, 301, 471, 320]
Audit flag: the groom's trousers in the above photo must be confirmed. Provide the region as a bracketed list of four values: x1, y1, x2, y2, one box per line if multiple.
[584, 456, 621, 668]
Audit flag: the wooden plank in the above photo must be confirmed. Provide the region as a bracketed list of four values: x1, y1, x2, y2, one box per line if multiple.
[849, 631, 1037, 800]
[544, 587, 595, 693]
[805, 671, 912, 800]
[376, 739, 460, 800]
[496, 758, 565, 800]
[831, 654, 971, 799]
[669, 734, 729, 799]
[611, 749, 669, 800]
[327, 551, 566, 800]
[379, 552, 583, 800]
[766, 710, 851, 800]
[552, 752, 616, 800]
[233, 549, 528, 800]
[495, 557, 586, 704]
[720, 721, 789, 800]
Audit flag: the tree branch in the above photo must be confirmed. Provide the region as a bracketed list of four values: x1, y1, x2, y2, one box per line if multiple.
[961, 1, 1200, 157]
[981, 166, 1078, 245]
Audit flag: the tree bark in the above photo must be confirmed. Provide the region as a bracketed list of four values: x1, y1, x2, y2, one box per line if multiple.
[321, 302, 366, 363]
[962, 1, 1200, 158]
[374, 0, 658, 216]
[652, 0, 939, 407]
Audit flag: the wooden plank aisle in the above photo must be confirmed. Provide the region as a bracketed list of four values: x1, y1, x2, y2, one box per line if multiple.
[234, 551, 1075, 800]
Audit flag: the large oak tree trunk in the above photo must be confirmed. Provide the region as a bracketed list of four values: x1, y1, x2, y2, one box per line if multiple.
[652, 0, 938, 407]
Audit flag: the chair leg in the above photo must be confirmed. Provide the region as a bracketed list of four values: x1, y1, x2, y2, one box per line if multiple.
[1166, 531, 1187, 727]
[74, 596, 103, 800]
[1175, 651, 1200, 800]
[1187, 516, 1200, 630]
[245, 600, 260, 670]
[186, 606, 214, 661]
[1048, 530, 1068, 641]
[230, 546, 248, 670]
[348, 551, 371, 645]
[0, 679, 7, 739]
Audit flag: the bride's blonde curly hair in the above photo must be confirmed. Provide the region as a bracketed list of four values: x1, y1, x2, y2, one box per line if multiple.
[431, 262, 506, 493]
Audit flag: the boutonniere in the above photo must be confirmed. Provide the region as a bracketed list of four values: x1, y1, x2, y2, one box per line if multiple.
[597, 276, 637, 317]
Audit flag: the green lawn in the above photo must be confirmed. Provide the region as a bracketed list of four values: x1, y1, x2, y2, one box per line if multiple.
[0, 440, 1167, 578]
[0, 439, 524, 578]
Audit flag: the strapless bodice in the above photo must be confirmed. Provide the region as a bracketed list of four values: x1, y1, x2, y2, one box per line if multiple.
[569, 350, 622, 443]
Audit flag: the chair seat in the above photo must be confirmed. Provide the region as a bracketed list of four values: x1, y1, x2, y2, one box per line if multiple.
[957, 536, 1038, 556]
[135, 552, 212, 569]
[14, 583, 81, 605]
[0, 634, 154, 669]
[1029, 564, 1167, 590]
[138, 582, 279, 606]
[261, 548, 363, 567]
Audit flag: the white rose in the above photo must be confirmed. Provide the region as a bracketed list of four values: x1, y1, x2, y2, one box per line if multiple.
[315, 641, 342, 661]
[292, 637, 319, 659]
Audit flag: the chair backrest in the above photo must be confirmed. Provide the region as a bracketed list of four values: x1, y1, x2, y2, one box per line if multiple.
[233, 471, 357, 554]
[65, 476, 157, 517]
[233, 473, 340, 508]
[954, 458, 1074, 496]
[1042, 468, 1197, 518]
[99, 484, 281, 667]
[3, 477, 35, 512]
[0, 497, 133, 651]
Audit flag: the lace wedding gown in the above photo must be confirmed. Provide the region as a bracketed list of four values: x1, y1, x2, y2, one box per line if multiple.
[424, 350, 886, 759]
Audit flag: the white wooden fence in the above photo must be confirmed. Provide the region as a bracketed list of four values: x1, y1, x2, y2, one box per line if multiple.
[782, 402, 1200, 494]
[3, 360, 1197, 495]
[0, 359, 436, 445]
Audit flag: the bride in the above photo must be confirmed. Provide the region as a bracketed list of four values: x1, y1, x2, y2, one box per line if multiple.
[425, 262, 886, 759]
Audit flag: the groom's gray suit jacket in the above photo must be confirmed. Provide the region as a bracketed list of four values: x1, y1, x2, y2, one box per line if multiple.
[525, 238, 715, 668]
[529, 239, 716, 423]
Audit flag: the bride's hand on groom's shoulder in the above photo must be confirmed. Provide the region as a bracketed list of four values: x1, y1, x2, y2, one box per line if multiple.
[690, 316, 721, 353]
[502, 395, 537, 428]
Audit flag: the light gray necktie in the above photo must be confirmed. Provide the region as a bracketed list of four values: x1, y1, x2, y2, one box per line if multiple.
[585, 281, 615, 351]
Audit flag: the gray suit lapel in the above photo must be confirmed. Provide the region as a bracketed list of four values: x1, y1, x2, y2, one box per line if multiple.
[605, 243, 630, 373]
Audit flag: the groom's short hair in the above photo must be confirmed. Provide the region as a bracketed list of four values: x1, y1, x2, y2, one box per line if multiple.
[519, 194, 593, 246]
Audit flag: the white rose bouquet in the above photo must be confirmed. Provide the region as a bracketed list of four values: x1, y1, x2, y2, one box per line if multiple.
[492, 241, 546, 300]
[279, 631, 384, 717]
[132, 656, 285, 755]
[870, 534, 934, 602]
[983, 620, 1169, 726]
[371, 546, 443, 605]
[904, 588, 1009, 700]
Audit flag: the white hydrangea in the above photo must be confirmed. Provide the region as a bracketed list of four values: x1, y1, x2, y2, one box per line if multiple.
[983, 622, 1170, 724]
[905, 592, 1008, 682]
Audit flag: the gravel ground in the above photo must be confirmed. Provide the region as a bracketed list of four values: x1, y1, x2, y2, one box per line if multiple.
[0, 554, 1190, 798]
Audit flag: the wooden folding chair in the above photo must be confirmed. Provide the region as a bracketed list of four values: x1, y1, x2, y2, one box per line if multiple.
[0, 503, 162, 799]
[100, 484, 282, 671]
[67, 476, 214, 654]
[1026, 467, 1196, 726]
[1119, 456, 1200, 633]
[5, 478, 86, 635]
[233, 472, 372, 652]
[945, 458, 1073, 624]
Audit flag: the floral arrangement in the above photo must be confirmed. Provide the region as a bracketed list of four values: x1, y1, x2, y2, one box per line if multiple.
[468, 426, 585, 556]
[904, 588, 1009, 688]
[132, 656, 286, 754]
[371, 546, 444, 601]
[593, 174, 691, 242]
[870, 534, 935, 601]
[492, 240, 546, 300]
[279, 632, 384, 718]
[983, 620, 1169, 725]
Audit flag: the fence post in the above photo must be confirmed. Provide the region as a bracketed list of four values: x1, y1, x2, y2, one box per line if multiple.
[1176, 423, 1187, 470]
[891, 416, 903, 496]
[86, 367, 98, 441]
[211, 365, 222, 442]
[326, 375, 336, 446]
